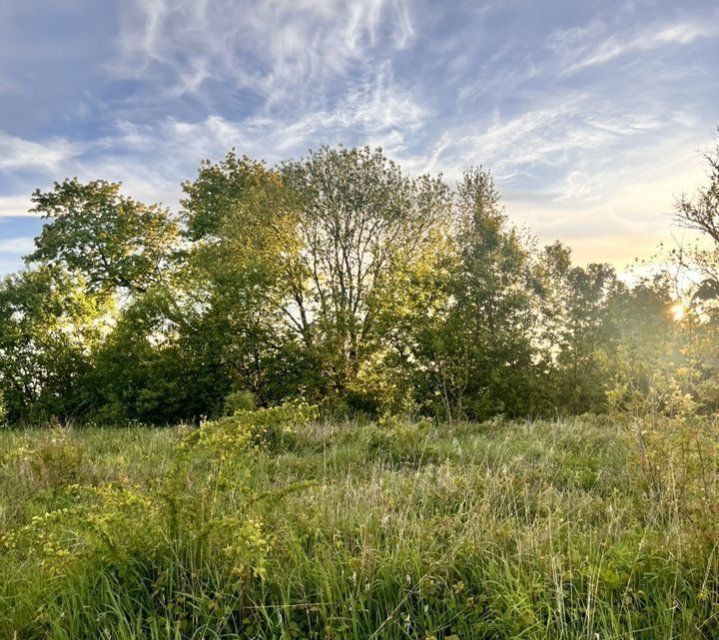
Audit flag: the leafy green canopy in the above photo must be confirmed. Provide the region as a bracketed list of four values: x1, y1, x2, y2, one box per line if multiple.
[28, 178, 180, 294]
[0, 267, 112, 423]
[0, 143, 708, 424]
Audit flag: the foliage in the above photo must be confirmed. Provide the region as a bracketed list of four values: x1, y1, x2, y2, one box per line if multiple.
[180, 151, 313, 408]
[28, 178, 180, 294]
[222, 389, 257, 415]
[0, 267, 112, 423]
[279, 146, 451, 396]
[406, 168, 539, 420]
[627, 414, 719, 542]
[90, 291, 210, 425]
[183, 401, 317, 456]
[367, 415, 439, 465]
[3, 140, 719, 424]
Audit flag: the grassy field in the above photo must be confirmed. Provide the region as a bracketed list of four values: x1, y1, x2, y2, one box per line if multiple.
[0, 411, 717, 639]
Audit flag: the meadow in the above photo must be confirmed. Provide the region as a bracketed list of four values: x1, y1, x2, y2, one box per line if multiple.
[0, 408, 717, 639]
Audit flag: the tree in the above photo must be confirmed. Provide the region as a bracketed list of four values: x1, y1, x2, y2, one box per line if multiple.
[180, 146, 451, 409]
[3, 143, 695, 425]
[28, 179, 180, 294]
[675, 134, 719, 245]
[606, 274, 691, 416]
[0, 267, 111, 423]
[533, 242, 627, 413]
[181, 151, 276, 242]
[180, 152, 310, 407]
[405, 168, 538, 420]
[281, 146, 450, 398]
[91, 291, 209, 424]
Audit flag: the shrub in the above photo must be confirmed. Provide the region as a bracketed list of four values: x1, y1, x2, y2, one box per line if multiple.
[629, 415, 719, 541]
[222, 389, 256, 416]
[0, 484, 162, 575]
[184, 401, 318, 457]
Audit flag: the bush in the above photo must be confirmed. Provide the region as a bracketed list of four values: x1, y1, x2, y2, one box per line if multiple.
[0, 427, 91, 491]
[184, 401, 318, 456]
[629, 415, 719, 542]
[223, 389, 256, 415]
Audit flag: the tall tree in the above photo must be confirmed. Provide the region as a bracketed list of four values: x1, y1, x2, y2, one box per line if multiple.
[180, 152, 308, 406]
[0, 267, 111, 423]
[28, 179, 180, 294]
[536, 243, 624, 413]
[408, 168, 537, 420]
[281, 146, 450, 396]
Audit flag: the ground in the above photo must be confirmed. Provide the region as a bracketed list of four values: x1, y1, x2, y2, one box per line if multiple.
[0, 414, 717, 639]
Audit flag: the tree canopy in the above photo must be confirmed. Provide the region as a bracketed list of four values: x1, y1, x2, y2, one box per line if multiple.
[0, 143, 713, 425]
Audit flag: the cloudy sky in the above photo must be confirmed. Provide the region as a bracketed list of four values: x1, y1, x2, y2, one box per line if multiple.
[1, 0, 718, 274]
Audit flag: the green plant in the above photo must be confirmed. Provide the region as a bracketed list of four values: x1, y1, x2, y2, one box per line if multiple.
[222, 389, 257, 415]
[367, 415, 439, 466]
[0, 416, 717, 638]
[184, 401, 318, 456]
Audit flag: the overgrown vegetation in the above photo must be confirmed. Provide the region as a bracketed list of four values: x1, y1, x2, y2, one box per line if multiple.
[0, 410, 717, 639]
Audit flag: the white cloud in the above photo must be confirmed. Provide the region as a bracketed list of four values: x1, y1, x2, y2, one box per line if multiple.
[410, 92, 671, 183]
[112, 0, 415, 103]
[0, 0, 716, 278]
[561, 19, 719, 75]
[102, 61, 428, 188]
[499, 127, 710, 266]
[546, 20, 606, 52]
[0, 132, 83, 172]
[0, 195, 33, 218]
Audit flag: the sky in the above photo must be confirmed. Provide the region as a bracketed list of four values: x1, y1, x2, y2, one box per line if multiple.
[0, 0, 718, 275]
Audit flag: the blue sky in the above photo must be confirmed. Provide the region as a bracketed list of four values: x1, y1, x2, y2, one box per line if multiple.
[1, 0, 718, 273]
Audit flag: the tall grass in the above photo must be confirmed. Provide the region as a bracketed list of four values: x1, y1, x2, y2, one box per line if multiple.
[0, 413, 717, 639]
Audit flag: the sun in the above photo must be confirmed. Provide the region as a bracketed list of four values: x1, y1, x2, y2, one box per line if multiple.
[670, 303, 685, 322]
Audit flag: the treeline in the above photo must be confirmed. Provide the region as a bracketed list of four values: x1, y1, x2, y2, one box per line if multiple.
[1, 144, 718, 425]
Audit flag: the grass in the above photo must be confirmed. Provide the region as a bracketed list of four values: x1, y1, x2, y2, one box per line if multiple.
[0, 412, 717, 639]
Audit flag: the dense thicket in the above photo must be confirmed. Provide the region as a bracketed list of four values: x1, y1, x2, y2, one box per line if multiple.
[1, 143, 718, 425]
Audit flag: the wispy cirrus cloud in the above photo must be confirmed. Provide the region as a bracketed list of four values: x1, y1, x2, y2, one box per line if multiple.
[402, 92, 673, 182]
[112, 0, 414, 105]
[1, 0, 719, 274]
[557, 18, 719, 75]
[0, 58, 429, 213]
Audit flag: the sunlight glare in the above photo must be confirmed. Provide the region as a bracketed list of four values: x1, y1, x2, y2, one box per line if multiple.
[670, 303, 685, 322]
